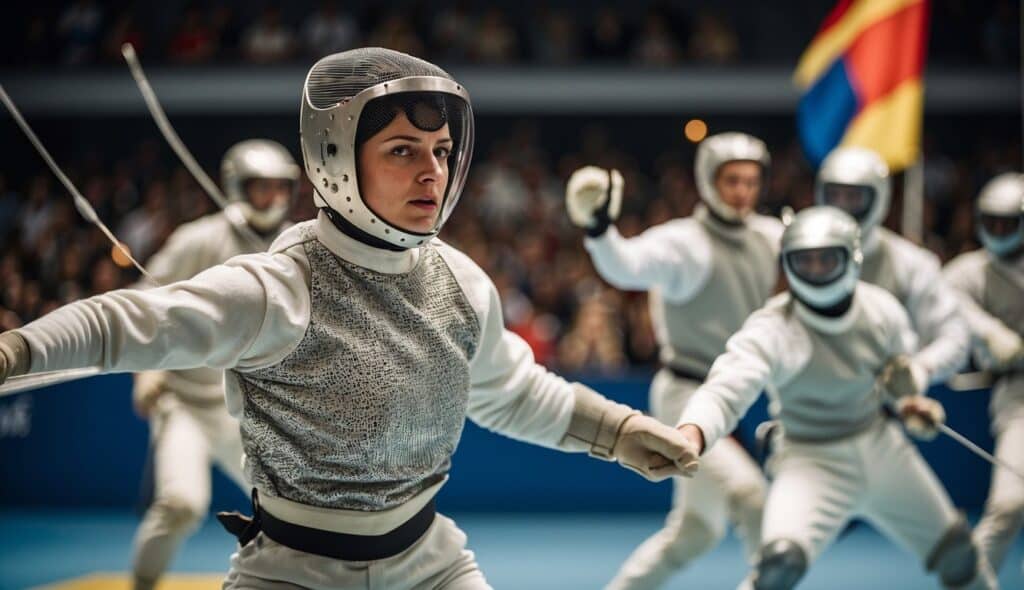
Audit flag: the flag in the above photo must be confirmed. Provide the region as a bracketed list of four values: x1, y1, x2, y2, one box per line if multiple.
[795, 0, 929, 171]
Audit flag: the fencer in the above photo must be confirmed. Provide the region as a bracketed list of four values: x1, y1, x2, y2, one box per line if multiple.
[565, 132, 780, 589]
[943, 173, 1024, 575]
[0, 48, 700, 590]
[815, 146, 969, 386]
[675, 206, 998, 590]
[129, 139, 299, 590]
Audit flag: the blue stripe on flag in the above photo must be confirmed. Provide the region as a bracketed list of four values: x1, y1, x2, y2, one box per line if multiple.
[797, 59, 859, 167]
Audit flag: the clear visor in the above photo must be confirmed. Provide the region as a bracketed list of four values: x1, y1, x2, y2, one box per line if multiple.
[786, 247, 848, 285]
[357, 91, 474, 235]
[822, 183, 875, 222]
[980, 213, 1022, 237]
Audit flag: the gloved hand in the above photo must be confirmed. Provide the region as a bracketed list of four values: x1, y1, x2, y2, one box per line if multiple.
[565, 166, 623, 237]
[879, 354, 930, 398]
[133, 371, 167, 419]
[613, 414, 700, 482]
[895, 395, 945, 440]
[983, 327, 1024, 371]
[0, 331, 30, 386]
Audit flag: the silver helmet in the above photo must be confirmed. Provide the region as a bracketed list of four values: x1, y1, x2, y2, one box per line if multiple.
[300, 48, 474, 249]
[221, 139, 300, 232]
[694, 132, 770, 223]
[815, 146, 890, 239]
[782, 206, 863, 309]
[976, 172, 1024, 257]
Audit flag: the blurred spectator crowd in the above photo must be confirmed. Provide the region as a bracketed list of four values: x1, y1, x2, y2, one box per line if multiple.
[8, 0, 1019, 68]
[1, 122, 1018, 375]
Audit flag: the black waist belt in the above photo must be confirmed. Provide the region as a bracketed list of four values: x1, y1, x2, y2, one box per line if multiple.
[664, 364, 707, 382]
[218, 489, 437, 561]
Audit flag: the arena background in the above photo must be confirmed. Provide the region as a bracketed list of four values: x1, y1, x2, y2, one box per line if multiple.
[0, 1, 1022, 588]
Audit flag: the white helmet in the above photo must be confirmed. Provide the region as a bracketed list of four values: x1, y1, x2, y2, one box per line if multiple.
[221, 139, 300, 232]
[782, 206, 863, 310]
[976, 172, 1024, 257]
[815, 147, 890, 239]
[694, 132, 770, 223]
[300, 48, 474, 249]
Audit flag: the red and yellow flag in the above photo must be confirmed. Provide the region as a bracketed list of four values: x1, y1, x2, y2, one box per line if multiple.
[795, 0, 930, 171]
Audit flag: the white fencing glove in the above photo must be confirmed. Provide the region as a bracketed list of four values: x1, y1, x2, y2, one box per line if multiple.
[0, 331, 30, 386]
[879, 354, 930, 398]
[895, 395, 945, 440]
[133, 371, 167, 419]
[565, 166, 623, 237]
[613, 414, 701, 481]
[983, 326, 1024, 371]
[560, 383, 699, 482]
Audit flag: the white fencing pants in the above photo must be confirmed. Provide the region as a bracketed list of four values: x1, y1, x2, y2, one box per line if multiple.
[133, 394, 248, 590]
[975, 411, 1024, 573]
[606, 370, 767, 590]
[222, 513, 491, 590]
[743, 418, 996, 590]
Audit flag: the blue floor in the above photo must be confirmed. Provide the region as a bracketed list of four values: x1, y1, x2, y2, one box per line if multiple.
[0, 510, 1022, 589]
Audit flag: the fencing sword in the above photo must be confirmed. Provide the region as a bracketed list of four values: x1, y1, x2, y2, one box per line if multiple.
[934, 421, 1024, 483]
[120, 43, 266, 251]
[0, 85, 157, 395]
[0, 368, 105, 398]
[0, 85, 153, 281]
[875, 366, 1024, 482]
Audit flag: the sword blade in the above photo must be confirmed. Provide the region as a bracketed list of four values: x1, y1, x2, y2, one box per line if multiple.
[0, 367, 103, 397]
[936, 422, 1024, 483]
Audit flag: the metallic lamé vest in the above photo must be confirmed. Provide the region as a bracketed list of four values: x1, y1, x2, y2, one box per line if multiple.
[655, 209, 778, 377]
[775, 299, 892, 441]
[233, 227, 480, 510]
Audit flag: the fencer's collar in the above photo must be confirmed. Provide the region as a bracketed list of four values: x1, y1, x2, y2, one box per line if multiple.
[223, 203, 274, 249]
[695, 205, 748, 243]
[314, 211, 420, 274]
[793, 289, 861, 334]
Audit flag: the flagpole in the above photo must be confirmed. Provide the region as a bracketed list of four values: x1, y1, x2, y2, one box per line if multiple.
[902, 157, 924, 243]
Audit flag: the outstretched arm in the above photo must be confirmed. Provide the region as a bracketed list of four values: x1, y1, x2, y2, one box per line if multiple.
[436, 243, 698, 481]
[902, 253, 969, 382]
[566, 165, 710, 302]
[676, 309, 786, 451]
[0, 252, 309, 382]
[943, 257, 1024, 370]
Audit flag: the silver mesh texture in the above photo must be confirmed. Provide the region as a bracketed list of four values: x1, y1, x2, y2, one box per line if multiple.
[306, 48, 453, 110]
[233, 224, 481, 510]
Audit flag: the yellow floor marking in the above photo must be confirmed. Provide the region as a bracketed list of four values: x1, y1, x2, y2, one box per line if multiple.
[36, 572, 223, 589]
